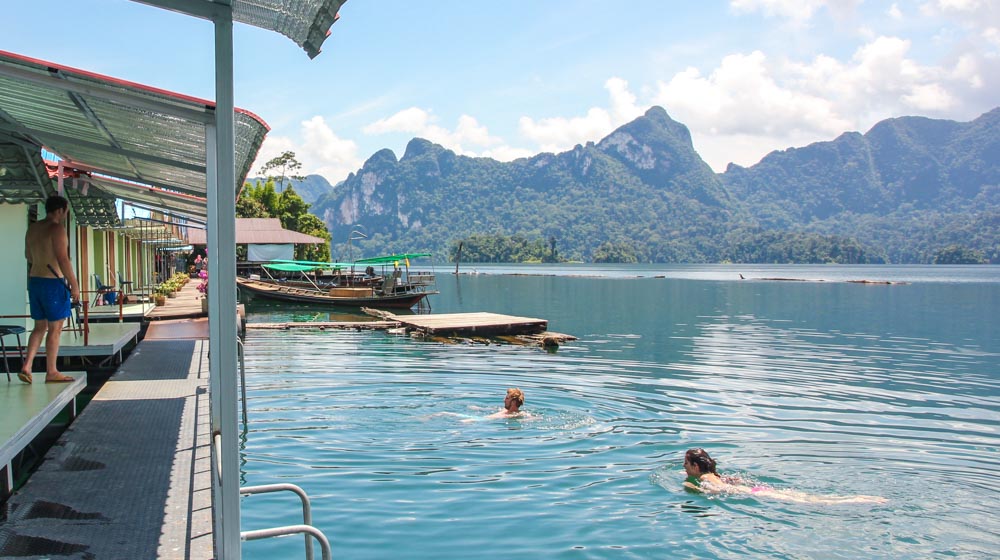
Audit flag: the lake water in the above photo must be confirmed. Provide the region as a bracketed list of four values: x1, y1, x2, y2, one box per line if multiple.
[239, 265, 999, 559]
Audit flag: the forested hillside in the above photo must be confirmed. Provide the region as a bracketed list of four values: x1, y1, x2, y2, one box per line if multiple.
[308, 107, 998, 264]
[723, 109, 1000, 263]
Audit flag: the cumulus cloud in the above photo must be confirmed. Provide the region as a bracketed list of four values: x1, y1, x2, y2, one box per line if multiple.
[252, 115, 362, 184]
[730, 0, 825, 22]
[363, 107, 502, 157]
[638, 30, 1000, 170]
[519, 78, 644, 153]
[920, 0, 1000, 30]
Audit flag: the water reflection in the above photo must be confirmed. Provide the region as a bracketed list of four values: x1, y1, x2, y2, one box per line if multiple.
[240, 269, 999, 559]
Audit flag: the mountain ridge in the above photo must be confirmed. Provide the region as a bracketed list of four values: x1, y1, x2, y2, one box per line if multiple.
[307, 106, 998, 263]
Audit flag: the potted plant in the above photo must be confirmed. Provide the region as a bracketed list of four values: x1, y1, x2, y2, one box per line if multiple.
[197, 269, 208, 314]
[154, 286, 168, 306]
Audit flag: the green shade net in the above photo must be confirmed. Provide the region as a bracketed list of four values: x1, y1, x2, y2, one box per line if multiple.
[354, 253, 432, 265]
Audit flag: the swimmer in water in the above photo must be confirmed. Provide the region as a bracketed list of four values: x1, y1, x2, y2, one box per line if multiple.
[682, 448, 887, 504]
[486, 388, 525, 419]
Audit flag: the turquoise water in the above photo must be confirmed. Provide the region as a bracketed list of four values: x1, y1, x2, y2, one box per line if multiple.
[240, 265, 999, 559]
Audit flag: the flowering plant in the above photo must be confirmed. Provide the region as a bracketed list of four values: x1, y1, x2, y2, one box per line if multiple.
[197, 269, 208, 296]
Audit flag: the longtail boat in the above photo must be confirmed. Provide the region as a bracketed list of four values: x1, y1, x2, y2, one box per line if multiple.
[237, 254, 437, 310]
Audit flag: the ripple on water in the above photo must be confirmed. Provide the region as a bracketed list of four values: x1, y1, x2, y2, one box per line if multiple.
[240, 313, 1000, 559]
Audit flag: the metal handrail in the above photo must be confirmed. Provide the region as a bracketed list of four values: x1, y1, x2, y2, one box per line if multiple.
[236, 338, 247, 427]
[241, 525, 331, 560]
[240, 483, 321, 560]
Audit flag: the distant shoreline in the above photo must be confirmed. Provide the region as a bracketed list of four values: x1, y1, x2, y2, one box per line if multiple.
[452, 271, 909, 284]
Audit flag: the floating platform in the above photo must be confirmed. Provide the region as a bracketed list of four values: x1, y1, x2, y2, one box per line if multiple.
[244, 311, 575, 346]
[246, 320, 401, 331]
[386, 311, 548, 337]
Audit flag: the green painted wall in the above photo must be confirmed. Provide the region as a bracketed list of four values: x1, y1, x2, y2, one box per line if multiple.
[91, 230, 105, 288]
[0, 204, 29, 325]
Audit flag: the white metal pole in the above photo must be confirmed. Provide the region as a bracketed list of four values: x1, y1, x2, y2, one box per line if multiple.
[209, 11, 241, 559]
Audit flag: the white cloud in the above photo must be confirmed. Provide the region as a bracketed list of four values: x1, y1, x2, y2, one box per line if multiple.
[363, 107, 429, 135]
[983, 27, 1000, 47]
[654, 51, 850, 139]
[252, 115, 362, 185]
[730, 0, 827, 22]
[920, 0, 1000, 28]
[363, 108, 502, 156]
[480, 146, 536, 161]
[888, 3, 903, 20]
[903, 83, 955, 110]
[519, 108, 613, 153]
[633, 30, 999, 170]
[518, 78, 643, 153]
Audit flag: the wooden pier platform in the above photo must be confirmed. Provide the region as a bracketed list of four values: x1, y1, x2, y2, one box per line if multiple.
[392, 312, 547, 336]
[244, 311, 574, 346]
[246, 311, 548, 337]
[246, 320, 401, 331]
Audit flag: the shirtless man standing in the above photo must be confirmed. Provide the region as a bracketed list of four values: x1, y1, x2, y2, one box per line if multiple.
[20, 195, 80, 383]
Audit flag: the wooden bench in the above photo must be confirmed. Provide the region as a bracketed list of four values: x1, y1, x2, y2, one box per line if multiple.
[1, 372, 86, 498]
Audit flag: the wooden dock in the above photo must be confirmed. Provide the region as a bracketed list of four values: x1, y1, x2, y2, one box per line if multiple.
[391, 312, 547, 336]
[243, 311, 576, 347]
[246, 320, 401, 331]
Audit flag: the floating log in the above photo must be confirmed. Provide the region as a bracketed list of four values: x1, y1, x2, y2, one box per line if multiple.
[246, 320, 401, 330]
[251, 309, 574, 347]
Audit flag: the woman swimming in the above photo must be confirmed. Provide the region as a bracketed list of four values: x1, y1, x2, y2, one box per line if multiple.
[682, 448, 887, 504]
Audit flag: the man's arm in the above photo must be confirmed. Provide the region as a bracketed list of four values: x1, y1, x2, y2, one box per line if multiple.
[51, 223, 80, 302]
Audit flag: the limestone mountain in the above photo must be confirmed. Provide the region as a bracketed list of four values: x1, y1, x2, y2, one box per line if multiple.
[308, 106, 998, 263]
[311, 107, 737, 262]
[723, 108, 999, 262]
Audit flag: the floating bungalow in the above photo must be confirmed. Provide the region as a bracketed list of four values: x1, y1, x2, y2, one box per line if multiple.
[0, 2, 348, 558]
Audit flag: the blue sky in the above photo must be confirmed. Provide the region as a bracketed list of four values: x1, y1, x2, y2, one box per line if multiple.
[4, 1, 999, 184]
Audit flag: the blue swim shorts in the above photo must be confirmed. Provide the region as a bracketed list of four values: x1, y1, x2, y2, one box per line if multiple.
[28, 276, 71, 322]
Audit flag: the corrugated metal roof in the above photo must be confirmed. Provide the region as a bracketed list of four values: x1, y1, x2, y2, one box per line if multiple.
[0, 49, 268, 202]
[135, 0, 347, 59]
[187, 218, 325, 245]
[0, 139, 50, 204]
[114, 219, 183, 240]
[88, 174, 208, 224]
[66, 186, 122, 228]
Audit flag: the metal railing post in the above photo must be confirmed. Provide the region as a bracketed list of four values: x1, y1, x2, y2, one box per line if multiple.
[240, 483, 319, 560]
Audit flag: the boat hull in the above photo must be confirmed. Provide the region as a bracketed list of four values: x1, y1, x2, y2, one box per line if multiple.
[237, 278, 434, 309]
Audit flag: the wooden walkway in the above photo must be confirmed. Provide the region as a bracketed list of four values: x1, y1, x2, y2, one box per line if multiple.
[0, 324, 213, 558]
[147, 281, 207, 320]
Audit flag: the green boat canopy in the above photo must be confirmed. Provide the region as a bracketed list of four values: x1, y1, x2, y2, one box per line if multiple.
[263, 255, 432, 272]
[268, 259, 351, 269]
[354, 253, 432, 265]
[261, 263, 324, 272]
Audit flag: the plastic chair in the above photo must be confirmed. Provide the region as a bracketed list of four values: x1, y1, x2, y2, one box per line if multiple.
[0, 325, 26, 382]
[93, 274, 115, 306]
[111, 271, 133, 297]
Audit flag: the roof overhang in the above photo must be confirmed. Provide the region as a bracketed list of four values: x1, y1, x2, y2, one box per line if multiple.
[88, 174, 209, 224]
[132, 0, 347, 59]
[0, 49, 268, 210]
[0, 139, 51, 204]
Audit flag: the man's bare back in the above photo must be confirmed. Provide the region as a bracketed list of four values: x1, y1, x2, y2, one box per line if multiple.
[26, 220, 66, 277]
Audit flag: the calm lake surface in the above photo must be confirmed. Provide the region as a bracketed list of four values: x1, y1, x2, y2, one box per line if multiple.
[239, 265, 999, 559]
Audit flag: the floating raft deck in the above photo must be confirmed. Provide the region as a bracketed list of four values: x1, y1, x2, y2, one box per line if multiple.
[246, 311, 576, 345]
[394, 312, 547, 337]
